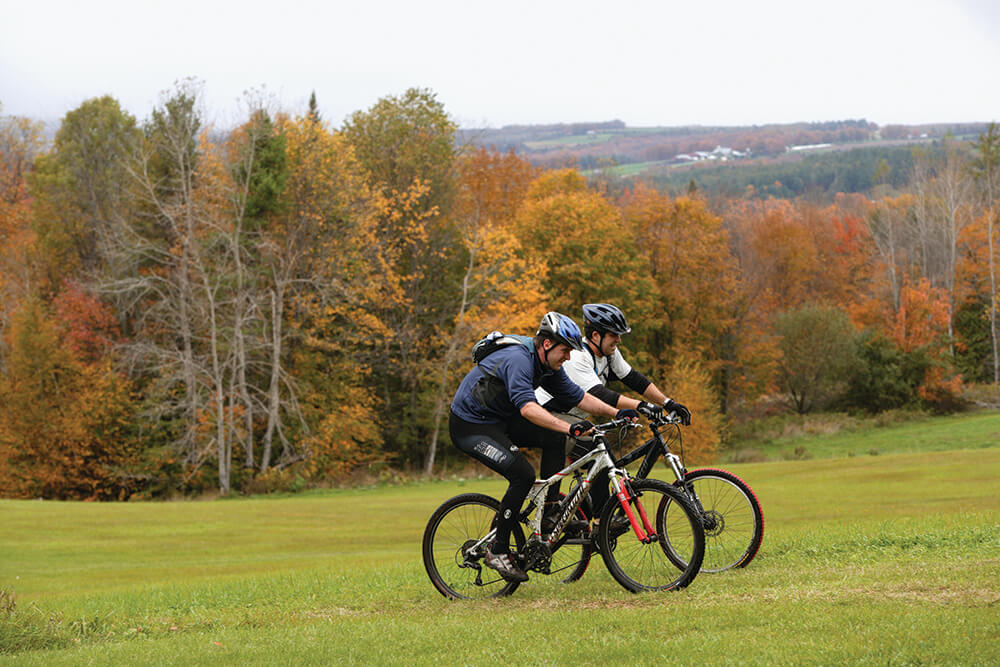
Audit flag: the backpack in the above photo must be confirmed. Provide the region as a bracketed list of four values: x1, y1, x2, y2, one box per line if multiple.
[471, 331, 534, 364]
[469, 332, 535, 410]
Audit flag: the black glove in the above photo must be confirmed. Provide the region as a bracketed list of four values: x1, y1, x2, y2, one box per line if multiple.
[664, 399, 691, 425]
[615, 408, 640, 422]
[636, 401, 663, 418]
[568, 420, 594, 438]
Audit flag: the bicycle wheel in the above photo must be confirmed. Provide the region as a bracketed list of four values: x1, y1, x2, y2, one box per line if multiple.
[597, 479, 704, 592]
[681, 468, 764, 572]
[422, 493, 525, 599]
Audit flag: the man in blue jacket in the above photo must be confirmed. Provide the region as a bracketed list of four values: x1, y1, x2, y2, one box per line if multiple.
[450, 312, 638, 582]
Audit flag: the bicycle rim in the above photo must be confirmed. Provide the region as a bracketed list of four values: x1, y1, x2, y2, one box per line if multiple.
[422, 494, 523, 599]
[598, 479, 704, 592]
[684, 469, 764, 572]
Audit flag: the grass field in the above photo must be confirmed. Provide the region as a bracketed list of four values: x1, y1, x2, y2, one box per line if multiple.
[728, 409, 1000, 461]
[1, 412, 999, 665]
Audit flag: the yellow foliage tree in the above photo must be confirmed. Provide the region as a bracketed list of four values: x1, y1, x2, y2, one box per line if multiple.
[512, 170, 655, 362]
[656, 356, 722, 465]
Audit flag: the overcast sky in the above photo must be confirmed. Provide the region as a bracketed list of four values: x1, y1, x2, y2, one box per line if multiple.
[3, 0, 999, 130]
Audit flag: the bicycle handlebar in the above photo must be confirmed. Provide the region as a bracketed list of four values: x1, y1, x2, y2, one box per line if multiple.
[652, 411, 684, 426]
[584, 417, 644, 436]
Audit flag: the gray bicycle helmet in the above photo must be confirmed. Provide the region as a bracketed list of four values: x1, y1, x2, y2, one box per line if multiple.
[537, 312, 585, 351]
[582, 303, 631, 335]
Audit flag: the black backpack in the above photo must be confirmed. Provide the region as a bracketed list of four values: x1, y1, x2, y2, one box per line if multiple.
[469, 332, 534, 410]
[471, 331, 534, 364]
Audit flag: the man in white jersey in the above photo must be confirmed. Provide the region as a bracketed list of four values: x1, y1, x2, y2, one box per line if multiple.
[536, 303, 691, 521]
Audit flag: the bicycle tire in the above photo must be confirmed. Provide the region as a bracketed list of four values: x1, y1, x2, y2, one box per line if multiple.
[422, 493, 525, 600]
[680, 468, 764, 572]
[597, 479, 704, 592]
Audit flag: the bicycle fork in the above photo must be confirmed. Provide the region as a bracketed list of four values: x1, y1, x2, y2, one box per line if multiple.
[610, 474, 657, 544]
[661, 448, 719, 532]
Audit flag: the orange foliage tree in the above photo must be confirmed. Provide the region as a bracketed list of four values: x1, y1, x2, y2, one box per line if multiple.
[512, 170, 655, 356]
[424, 148, 548, 472]
[0, 113, 43, 371]
[0, 300, 137, 499]
[620, 183, 736, 373]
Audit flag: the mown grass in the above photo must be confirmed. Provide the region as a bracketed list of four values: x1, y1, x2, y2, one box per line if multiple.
[726, 408, 1000, 462]
[1, 413, 999, 665]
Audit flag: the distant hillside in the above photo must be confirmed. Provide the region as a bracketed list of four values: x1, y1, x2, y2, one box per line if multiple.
[458, 119, 993, 199]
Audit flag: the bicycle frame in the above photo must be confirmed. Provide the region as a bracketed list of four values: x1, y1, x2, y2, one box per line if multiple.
[615, 416, 687, 484]
[459, 419, 648, 559]
[613, 415, 721, 532]
[523, 422, 649, 544]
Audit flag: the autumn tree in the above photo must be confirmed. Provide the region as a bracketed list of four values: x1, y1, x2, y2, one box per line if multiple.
[620, 183, 736, 377]
[969, 123, 1000, 382]
[0, 110, 43, 372]
[341, 88, 463, 464]
[0, 299, 137, 499]
[512, 170, 654, 349]
[909, 139, 974, 346]
[424, 148, 546, 473]
[267, 113, 394, 479]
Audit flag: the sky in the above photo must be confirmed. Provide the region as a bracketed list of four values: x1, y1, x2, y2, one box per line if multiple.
[2, 0, 999, 130]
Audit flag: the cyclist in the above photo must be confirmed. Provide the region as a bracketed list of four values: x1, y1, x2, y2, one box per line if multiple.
[450, 312, 639, 582]
[537, 302, 691, 525]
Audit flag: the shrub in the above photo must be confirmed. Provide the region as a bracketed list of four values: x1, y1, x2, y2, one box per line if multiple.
[841, 332, 927, 413]
[774, 304, 860, 413]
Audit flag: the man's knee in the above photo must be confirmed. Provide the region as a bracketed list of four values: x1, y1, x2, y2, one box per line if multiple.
[506, 455, 536, 489]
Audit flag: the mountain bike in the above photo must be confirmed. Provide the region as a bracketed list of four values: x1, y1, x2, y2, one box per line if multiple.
[422, 418, 706, 599]
[560, 410, 764, 580]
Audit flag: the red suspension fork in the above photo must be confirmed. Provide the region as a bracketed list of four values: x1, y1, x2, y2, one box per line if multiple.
[612, 478, 655, 540]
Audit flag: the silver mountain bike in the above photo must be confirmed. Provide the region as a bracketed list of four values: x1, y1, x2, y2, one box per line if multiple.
[422, 418, 706, 599]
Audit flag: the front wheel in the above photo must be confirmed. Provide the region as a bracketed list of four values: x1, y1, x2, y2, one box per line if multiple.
[422, 493, 525, 599]
[597, 479, 704, 592]
[680, 468, 764, 572]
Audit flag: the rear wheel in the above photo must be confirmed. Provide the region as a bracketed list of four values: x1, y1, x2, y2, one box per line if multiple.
[422, 493, 525, 599]
[597, 479, 704, 592]
[680, 468, 764, 572]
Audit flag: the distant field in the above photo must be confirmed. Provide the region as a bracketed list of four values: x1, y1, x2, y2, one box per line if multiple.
[726, 410, 1000, 462]
[1, 412, 998, 664]
[523, 133, 616, 149]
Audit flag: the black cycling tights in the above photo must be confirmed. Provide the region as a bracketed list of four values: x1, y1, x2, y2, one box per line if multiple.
[449, 411, 565, 554]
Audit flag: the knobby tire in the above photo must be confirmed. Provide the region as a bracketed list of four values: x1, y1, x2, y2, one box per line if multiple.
[597, 478, 705, 592]
[422, 493, 525, 600]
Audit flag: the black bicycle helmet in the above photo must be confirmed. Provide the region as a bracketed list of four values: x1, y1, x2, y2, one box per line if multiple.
[582, 303, 631, 335]
[537, 312, 585, 351]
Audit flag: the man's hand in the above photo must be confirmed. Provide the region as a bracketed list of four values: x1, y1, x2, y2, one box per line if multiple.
[615, 408, 640, 422]
[637, 401, 663, 418]
[663, 399, 691, 425]
[568, 420, 594, 437]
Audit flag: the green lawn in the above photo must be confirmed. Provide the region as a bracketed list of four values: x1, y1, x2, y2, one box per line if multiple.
[727, 409, 1000, 461]
[2, 412, 999, 665]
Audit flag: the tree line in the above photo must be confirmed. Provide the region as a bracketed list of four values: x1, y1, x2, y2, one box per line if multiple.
[1, 85, 998, 499]
[651, 144, 921, 200]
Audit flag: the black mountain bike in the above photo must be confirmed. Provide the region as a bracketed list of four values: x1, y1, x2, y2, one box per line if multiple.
[422, 419, 706, 599]
[560, 410, 764, 581]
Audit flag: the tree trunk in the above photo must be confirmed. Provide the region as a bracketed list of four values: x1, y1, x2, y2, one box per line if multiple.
[425, 245, 476, 475]
[261, 287, 284, 471]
